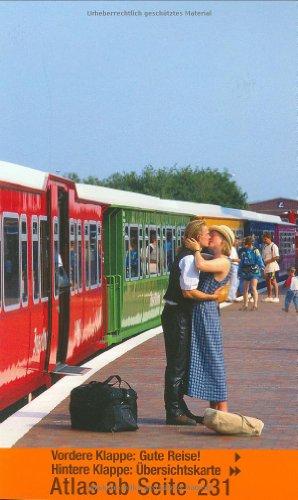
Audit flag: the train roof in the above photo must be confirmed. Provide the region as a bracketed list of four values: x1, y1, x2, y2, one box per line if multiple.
[0, 161, 290, 225]
[76, 183, 283, 224]
[0, 160, 48, 191]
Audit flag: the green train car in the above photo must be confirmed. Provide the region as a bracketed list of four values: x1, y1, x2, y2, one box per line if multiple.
[104, 206, 188, 344]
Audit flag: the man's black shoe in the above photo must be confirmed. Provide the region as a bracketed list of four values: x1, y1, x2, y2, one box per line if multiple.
[184, 410, 204, 425]
[166, 414, 197, 426]
[178, 399, 204, 424]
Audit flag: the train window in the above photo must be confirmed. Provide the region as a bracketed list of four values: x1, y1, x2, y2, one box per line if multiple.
[160, 226, 166, 275]
[148, 227, 158, 275]
[53, 218, 59, 298]
[32, 217, 40, 302]
[144, 225, 149, 277]
[165, 227, 174, 272]
[90, 222, 98, 287]
[77, 222, 82, 291]
[124, 224, 130, 280]
[69, 220, 78, 292]
[177, 227, 181, 248]
[124, 225, 142, 280]
[84, 222, 90, 289]
[139, 224, 144, 278]
[3, 214, 20, 310]
[20, 216, 28, 306]
[130, 226, 140, 279]
[70, 222, 75, 237]
[40, 218, 49, 300]
[73, 221, 79, 289]
[157, 226, 162, 276]
[97, 223, 102, 285]
[173, 227, 177, 257]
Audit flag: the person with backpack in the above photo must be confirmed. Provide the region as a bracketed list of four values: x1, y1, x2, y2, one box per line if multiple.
[238, 236, 265, 311]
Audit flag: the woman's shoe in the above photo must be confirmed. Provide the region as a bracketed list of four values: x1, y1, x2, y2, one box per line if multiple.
[240, 305, 248, 311]
[251, 305, 258, 311]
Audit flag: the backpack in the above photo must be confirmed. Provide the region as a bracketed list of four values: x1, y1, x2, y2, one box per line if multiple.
[241, 248, 259, 273]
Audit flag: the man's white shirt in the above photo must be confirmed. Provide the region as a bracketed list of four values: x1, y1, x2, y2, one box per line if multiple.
[262, 243, 280, 273]
[179, 255, 200, 290]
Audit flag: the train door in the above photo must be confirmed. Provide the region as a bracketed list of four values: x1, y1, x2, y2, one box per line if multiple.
[46, 184, 70, 369]
[56, 187, 70, 363]
[46, 183, 90, 376]
[103, 208, 123, 344]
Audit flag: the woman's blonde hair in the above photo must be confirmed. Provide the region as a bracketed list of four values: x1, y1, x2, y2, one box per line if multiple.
[184, 218, 206, 242]
[221, 240, 231, 257]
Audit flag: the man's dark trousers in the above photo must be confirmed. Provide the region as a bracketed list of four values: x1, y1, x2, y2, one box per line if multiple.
[161, 303, 192, 417]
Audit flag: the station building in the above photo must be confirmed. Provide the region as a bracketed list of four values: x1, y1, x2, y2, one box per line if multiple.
[248, 198, 298, 224]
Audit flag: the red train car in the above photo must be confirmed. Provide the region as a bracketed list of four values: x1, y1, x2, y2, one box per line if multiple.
[0, 162, 106, 411]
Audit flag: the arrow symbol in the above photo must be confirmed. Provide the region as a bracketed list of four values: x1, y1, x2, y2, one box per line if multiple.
[234, 452, 241, 462]
[229, 466, 241, 476]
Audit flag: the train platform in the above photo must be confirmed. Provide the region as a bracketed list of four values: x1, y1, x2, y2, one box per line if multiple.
[1, 291, 297, 450]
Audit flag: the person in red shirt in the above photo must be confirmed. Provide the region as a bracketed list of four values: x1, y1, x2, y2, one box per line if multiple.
[283, 267, 298, 312]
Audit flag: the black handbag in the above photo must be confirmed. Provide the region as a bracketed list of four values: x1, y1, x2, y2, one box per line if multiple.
[69, 375, 138, 432]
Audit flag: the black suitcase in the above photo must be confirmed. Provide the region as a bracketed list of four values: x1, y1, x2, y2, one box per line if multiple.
[69, 375, 138, 432]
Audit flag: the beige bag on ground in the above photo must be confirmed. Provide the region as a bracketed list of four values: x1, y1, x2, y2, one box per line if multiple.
[203, 408, 264, 436]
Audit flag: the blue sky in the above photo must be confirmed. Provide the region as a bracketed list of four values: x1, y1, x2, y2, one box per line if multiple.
[0, 1, 296, 202]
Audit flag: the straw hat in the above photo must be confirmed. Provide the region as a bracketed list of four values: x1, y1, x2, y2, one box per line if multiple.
[209, 225, 235, 250]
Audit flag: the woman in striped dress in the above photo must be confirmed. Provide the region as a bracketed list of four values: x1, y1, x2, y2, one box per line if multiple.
[185, 225, 234, 412]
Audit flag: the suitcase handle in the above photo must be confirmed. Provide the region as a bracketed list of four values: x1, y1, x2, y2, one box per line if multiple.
[103, 375, 133, 390]
[103, 375, 122, 386]
[120, 379, 133, 390]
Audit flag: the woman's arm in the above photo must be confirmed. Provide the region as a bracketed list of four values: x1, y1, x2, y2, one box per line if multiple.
[182, 288, 223, 302]
[184, 238, 228, 273]
[183, 287, 227, 303]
